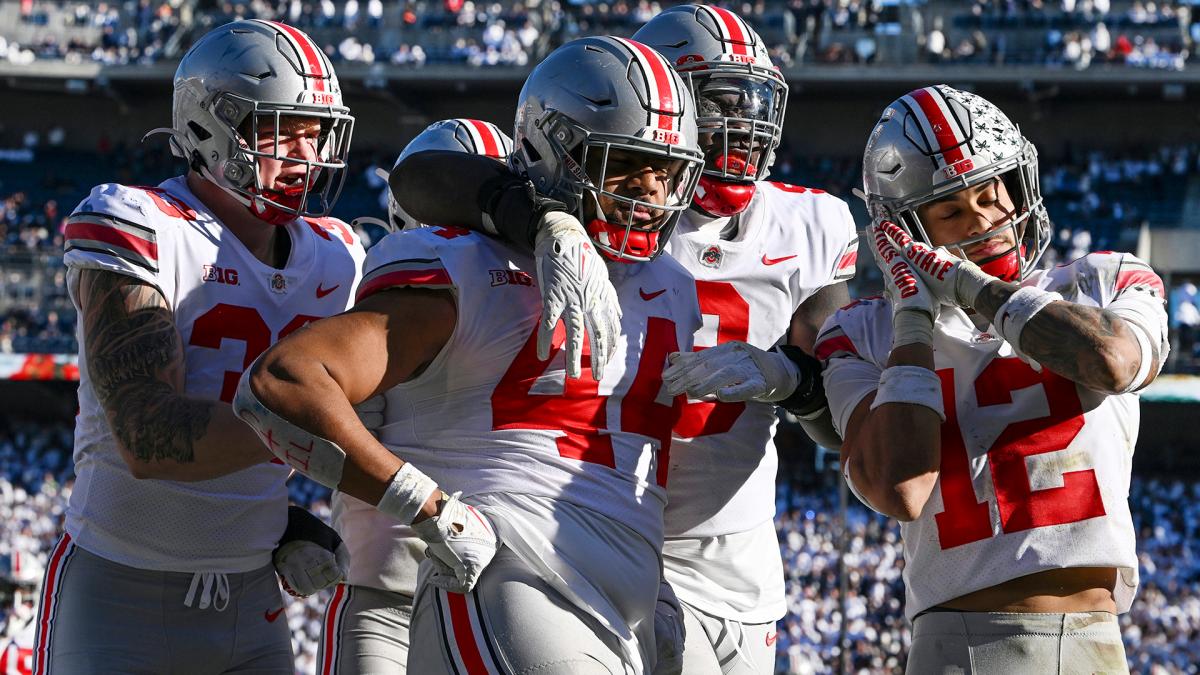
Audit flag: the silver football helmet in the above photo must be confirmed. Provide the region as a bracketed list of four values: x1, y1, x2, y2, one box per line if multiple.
[861, 85, 1050, 282]
[150, 20, 354, 225]
[381, 119, 513, 232]
[513, 36, 704, 262]
[633, 4, 788, 217]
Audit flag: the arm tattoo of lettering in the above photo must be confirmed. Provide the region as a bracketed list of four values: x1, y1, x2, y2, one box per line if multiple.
[974, 281, 1128, 391]
[80, 270, 211, 464]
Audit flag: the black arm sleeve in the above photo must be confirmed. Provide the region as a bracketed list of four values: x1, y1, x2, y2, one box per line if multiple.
[388, 150, 567, 251]
[772, 344, 828, 418]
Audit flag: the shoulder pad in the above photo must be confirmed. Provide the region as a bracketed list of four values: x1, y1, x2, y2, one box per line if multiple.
[356, 227, 466, 302]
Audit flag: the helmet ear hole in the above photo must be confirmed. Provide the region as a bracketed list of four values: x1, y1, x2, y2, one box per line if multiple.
[187, 121, 212, 142]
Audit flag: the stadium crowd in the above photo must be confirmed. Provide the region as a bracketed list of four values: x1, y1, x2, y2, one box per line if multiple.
[0, 0, 1195, 69]
[1, 417, 1198, 674]
[3, 137, 1197, 365]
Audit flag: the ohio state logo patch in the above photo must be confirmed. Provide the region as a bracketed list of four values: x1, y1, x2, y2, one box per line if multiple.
[699, 244, 723, 268]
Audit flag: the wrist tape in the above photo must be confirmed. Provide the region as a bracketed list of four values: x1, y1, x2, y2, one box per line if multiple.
[1119, 320, 1156, 394]
[892, 309, 935, 348]
[377, 463, 440, 526]
[869, 365, 945, 421]
[994, 287, 1062, 359]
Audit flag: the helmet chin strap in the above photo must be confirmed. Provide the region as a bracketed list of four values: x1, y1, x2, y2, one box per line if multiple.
[692, 154, 758, 217]
[585, 218, 659, 263]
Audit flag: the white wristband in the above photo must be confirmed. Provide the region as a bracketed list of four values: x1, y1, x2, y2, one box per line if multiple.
[870, 365, 945, 421]
[377, 463, 440, 526]
[994, 287, 1062, 359]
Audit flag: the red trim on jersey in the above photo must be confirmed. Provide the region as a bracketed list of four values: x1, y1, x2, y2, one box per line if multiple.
[1116, 269, 1165, 297]
[355, 269, 453, 302]
[268, 21, 326, 92]
[814, 335, 858, 361]
[712, 7, 750, 55]
[837, 249, 858, 271]
[320, 584, 346, 675]
[466, 120, 502, 158]
[446, 592, 490, 675]
[626, 39, 676, 126]
[34, 534, 71, 675]
[64, 221, 159, 262]
[909, 88, 965, 164]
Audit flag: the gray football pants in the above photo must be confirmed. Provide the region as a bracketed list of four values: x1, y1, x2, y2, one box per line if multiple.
[32, 534, 292, 674]
[677, 601, 776, 675]
[907, 610, 1129, 675]
[407, 548, 646, 674]
[316, 584, 413, 674]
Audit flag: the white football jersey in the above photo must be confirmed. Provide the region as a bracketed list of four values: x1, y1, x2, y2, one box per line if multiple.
[818, 252, 1168, 618]
[659, 181, 858, 621]
[338, 226, 701, 594]
[63, 177, 364, 573]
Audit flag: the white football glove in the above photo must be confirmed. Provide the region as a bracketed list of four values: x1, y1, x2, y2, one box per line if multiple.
[869, 221, 940, 347]
[534, 211, 622, 379]
[875, 220, 996, 309]
[663, 341, 799, 403]
[411, 492, 498, 594]
[273, 505, 350, 598]
[651, 580, 686, 675]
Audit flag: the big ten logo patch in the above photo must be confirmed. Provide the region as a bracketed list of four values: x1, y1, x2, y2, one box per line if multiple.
[201, 264, 240, 285]
[490, 269, 534, 287]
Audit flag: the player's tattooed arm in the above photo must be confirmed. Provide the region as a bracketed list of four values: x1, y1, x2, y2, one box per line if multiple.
[973, 281, 1149, 393]
[77, 269, 273, 480]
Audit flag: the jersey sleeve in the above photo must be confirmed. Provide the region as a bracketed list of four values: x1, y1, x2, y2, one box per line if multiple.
[356, 227, 458, 303]
[828, 199, 860, 284]
[813, 299, 890, 439]
[63, 183, 172, 291]
[1096, 252, 1170, 388]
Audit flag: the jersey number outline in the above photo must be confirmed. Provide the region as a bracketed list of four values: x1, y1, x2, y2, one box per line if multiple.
[934, 358, 1106, 549]
[187, 304, 320, 403]
[491, 318, 682, 486]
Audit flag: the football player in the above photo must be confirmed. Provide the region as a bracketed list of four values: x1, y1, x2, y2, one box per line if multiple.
[385, 7, 859, 672]
[317, 118, 513, 675]
[34, 21, 362, 673]
[234, 37, 704, 674]
[818, 85, 1167, 673]
[0, 551, 39, 675]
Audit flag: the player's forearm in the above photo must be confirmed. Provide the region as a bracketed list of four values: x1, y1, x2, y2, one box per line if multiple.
[247, 351, 405, 506]
[794, 407, 842, 449]
[106, 392, 273, 481]
[974, 281, 1143, 393]
[849, 344, 942, 520]
[393, 150, 543, 249]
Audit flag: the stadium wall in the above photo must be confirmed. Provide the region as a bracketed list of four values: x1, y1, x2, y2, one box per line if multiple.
[4, 79, 1200, 160]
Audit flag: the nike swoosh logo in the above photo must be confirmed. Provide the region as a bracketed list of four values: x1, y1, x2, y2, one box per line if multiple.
[315, 283, 340, 299]
[765, 632, 778, 647]
[264, 607, 285, 623]
[639, 288, 666, 301]
[762, 254, 798, 266]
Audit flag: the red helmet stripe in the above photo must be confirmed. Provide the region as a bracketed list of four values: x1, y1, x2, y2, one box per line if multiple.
[615, 37, 676, 131]
[264, 20, 327, 92]
[464, 119, 502, 158]
[711, 7, 750, 56]
[908, 87, 965, 165]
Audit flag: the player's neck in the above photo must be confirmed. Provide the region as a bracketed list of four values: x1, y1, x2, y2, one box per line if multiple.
[187, 172, 292, 268]
[686, 207, 735, 241]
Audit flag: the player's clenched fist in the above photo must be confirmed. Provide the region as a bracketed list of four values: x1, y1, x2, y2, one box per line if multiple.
[875, 220, 995, 310]
[870, 221, 939, 347]
[272, 505, 351, 597]
[412, 491, 499, 594]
